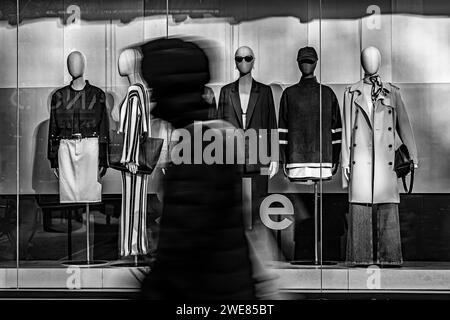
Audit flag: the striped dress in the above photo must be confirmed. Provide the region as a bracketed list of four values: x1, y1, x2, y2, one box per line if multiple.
[118, 83, 150, 257]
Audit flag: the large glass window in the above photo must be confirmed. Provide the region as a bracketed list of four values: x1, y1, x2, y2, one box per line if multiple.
[0, 0, 448, 296]
[0, 0, 18, 289]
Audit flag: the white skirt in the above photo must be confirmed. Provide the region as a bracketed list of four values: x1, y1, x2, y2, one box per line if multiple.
[58, 137, 102, 203]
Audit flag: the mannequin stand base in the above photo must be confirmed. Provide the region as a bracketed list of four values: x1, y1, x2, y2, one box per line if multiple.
[109, 255, 151, 268]
[61, 260, 109, 268]
[290, 260, 337, 266]
[109, 261, 150, 268]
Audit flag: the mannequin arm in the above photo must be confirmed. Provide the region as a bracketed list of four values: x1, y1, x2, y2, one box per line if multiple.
[53, 168, 59, 179]
[268, 161, 279, 179]
[99, 166, 107, 178]
[343, 166, 350, 181]
[332, 163, 339, 175]
[126, 162, 138, 175]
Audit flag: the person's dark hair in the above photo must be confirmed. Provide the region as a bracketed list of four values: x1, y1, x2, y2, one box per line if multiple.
[141, 37, 211, 128]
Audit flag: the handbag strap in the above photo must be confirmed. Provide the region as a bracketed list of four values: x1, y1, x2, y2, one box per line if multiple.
[402, 162, 414, 194]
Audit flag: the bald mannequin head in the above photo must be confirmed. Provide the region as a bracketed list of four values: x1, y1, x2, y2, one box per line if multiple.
[118, 48, 143, 77]
[234, 46, 255, 75]
[361, 46, 381, 76]
[67, 51, 86, 79]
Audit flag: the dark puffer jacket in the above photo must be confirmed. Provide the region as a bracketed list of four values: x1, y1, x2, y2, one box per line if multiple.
[142, 121, 255, 300]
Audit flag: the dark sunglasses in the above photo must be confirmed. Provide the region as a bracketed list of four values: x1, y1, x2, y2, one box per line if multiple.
[235, 56, 254, 63]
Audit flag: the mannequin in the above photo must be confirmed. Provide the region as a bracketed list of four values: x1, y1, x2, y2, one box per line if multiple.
[48, 50, 109, 203]
[115, 48, 152, 260]
[52, 51, 107, 179]
[341, 46, 418, 266]
[343, 46, 380, 181]
[278, 46, 341, 263]
[279, 46, 342, 183]
[217, 46, 278, 229]
[236, 47, 252, 129]
[238, 47, 279, 175]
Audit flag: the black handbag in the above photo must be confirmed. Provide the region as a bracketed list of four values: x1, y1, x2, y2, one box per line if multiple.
[108, 129, 163, 175]
[394, 144, 414, 194]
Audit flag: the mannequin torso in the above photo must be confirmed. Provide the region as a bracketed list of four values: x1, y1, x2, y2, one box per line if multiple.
[238, 72, 252, 128]
[117, 48, 147, 174]
[52, 51, 106, 179]
[279, 48, 342, 182]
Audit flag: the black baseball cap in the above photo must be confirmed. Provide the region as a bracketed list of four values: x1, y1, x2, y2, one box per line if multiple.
[297, 46, 318, 63]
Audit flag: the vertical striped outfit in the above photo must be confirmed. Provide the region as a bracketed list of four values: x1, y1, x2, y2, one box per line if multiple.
[119, 83, 150, 257]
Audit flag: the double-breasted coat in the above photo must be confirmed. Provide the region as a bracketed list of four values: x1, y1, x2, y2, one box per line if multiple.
[341, 80, 418, 204]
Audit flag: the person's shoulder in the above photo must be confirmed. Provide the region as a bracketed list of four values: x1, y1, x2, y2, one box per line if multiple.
[201, 119, 236, 131]
[181, 120, 234, 141]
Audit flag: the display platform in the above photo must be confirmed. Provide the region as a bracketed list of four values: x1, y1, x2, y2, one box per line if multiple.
[0, 261, 150, 290]
[1, 261, 450, 293]
[271, 261, 450, 293]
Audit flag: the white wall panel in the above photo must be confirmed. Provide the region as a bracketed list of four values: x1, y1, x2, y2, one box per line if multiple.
[0, 22, 17, 88]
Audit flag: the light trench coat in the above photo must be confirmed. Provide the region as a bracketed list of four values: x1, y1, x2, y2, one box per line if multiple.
[341, 80, 418, 204]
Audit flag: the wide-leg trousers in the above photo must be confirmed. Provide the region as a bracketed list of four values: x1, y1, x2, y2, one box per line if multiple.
[346, 203, 403, 266]
[120, 171, 149, 257]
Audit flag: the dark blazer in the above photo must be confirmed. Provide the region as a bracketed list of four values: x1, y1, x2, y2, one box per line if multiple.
[217, 79, 277, 173]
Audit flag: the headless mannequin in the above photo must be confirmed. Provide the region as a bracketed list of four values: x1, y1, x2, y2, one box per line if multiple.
[53, 51, 107, 179]
[343, 46, 418, 181]
[117, 48, 147, 175]
[234, 46, 278, 178]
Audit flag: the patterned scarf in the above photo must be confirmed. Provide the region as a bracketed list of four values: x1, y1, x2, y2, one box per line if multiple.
[369, 74, 383, 102]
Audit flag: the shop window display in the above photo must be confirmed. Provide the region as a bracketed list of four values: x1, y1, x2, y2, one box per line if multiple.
[0, 0, 448, 296]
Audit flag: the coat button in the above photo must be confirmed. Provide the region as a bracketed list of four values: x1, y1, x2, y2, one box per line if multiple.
[389, 144, 393, 148]
[353, 144, 357, 147]
[389, 162, 393, 165]
[388, 127, 392, 131]
[352, 161, 356, 165]
[355, 126, 358, 130]
[388, 110, 392, 114]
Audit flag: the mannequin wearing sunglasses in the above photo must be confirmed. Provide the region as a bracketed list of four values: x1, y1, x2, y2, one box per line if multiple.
[217, 46, 278, 230]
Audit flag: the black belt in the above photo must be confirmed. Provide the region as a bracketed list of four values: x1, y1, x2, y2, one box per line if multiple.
[67, 133, 98, 140]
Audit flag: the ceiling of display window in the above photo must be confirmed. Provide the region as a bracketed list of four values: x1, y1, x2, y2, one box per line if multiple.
[0, 0, 449, 25]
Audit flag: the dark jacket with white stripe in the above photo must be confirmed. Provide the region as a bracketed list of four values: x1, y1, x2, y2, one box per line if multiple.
[278, 77, 342, 170]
